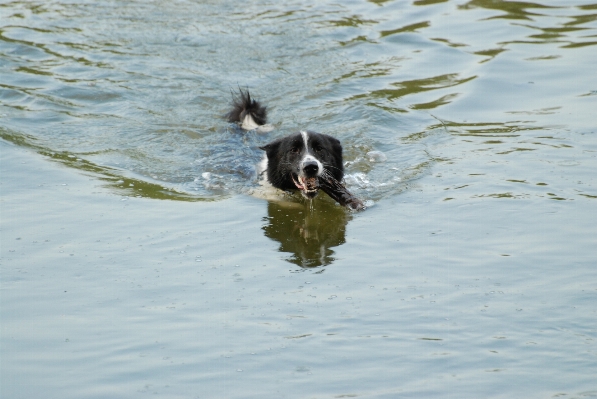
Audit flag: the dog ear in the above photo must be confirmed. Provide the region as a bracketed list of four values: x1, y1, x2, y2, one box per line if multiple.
[326, 135, 343, 155]
[259, 139, 281, 155]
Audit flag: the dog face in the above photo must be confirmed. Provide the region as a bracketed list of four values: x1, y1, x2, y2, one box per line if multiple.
[260, 130, 343, 199]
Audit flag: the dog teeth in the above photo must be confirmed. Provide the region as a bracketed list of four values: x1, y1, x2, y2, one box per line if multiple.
[292, 175, 305, 190]
[292, 175, 319, 196]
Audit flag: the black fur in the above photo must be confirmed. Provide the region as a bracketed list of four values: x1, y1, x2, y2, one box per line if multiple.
[259, 131, 343, 197]
[226, 89, 344, 200]
[226, 88, 267, 126]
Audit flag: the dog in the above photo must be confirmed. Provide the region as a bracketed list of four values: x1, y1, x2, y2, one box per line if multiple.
[226, 89, 344, 200]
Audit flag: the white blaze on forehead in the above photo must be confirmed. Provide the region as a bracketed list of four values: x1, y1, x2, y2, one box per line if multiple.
[300, 130, 309, 152]
[299, 130, 323, 176]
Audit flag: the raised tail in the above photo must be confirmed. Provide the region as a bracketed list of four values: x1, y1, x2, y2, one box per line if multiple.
[226, 88, 267, 130]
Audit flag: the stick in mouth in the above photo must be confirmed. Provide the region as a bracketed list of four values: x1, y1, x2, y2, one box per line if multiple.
[292, 174, 320, 198]
[319, 173, 365, 211]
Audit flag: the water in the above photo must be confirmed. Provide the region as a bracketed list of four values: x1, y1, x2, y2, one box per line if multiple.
[1, 0, 596, 398]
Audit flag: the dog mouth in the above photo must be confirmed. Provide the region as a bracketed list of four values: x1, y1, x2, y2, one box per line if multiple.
[292, 174, 320, 198]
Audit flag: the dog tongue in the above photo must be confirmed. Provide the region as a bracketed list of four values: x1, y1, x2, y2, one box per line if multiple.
[293, 175, 319, 191]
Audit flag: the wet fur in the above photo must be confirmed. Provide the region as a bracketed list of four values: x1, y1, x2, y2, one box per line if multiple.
[227, 89, 344, 199]
[226, 89, 267, 129]
[259, 132, 343, 195]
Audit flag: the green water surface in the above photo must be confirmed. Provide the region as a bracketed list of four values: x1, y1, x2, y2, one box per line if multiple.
[2, 0, 596, 398]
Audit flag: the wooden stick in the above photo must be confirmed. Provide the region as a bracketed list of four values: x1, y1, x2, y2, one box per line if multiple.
[320, 174, 366, 211]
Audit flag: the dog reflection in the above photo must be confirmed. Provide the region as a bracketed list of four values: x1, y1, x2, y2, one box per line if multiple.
[262, 200, 349, 267]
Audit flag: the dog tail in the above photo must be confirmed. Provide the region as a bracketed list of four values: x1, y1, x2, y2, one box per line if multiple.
[226, 88, 267, 130]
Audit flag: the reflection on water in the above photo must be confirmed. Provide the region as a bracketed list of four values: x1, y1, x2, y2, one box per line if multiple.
[1, 0, 595, 206]
[2, 1, 597, 398]
[2, 0, 595, 204]
[353, 73, 477, 112]
[0, 127, 209, 201]
[262, 200, 350, 268]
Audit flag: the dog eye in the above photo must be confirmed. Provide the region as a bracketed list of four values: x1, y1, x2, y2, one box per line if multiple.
[314, 146, 323, 152]
[291, 147, 300, 153]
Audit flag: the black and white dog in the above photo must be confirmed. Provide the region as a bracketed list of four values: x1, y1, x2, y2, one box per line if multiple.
[227, 89, 344, 200]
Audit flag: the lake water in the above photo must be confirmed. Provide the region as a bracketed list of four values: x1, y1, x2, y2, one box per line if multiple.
[1, 0, 596, 398]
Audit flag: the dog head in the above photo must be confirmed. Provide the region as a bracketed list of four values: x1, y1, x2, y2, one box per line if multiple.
[260, 131, 343, 199]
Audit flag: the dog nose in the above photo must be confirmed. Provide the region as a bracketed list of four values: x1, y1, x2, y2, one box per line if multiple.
[302, 160, 319, 176]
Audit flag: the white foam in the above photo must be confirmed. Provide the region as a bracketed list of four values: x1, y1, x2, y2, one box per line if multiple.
[366, 151, 387, 163]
